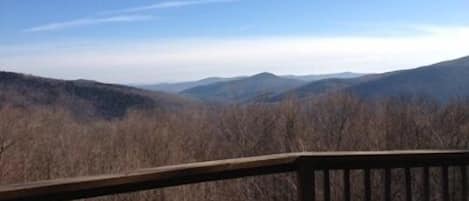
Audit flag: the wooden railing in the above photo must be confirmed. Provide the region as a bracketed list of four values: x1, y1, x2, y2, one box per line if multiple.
[0, 150, 468, 201]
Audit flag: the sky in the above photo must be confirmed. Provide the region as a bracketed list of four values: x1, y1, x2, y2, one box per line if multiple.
[1, 0, 469, 84]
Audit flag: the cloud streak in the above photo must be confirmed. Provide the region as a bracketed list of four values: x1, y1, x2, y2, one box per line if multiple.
[24, 15, 153, 32]
[101, 0, 238, 14]
[23, 0, 237, 32]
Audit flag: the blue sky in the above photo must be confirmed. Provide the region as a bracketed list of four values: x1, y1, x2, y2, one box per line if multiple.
[1, 0, 469, 83]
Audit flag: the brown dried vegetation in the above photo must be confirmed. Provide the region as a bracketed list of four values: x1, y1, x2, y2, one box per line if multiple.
[0, 94, 468, 201]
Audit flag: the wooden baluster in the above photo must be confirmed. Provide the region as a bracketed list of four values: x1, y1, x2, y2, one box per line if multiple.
[462, 166, 468, 201]
[364, 169, 371, 201]
[343, 169, 351, 201]
[324, 169, 331, 201]
[297, 164, 315, 201]
[423, 167, 430, 201]
[442, 166, 449, 201]
[405, 168, 412, 201]
[385, 168, 391, 201]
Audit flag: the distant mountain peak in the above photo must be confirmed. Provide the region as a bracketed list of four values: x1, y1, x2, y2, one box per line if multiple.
[251, 72, 277, 79]
[181, 72, 305, 103]
[136, 72, 365, 93]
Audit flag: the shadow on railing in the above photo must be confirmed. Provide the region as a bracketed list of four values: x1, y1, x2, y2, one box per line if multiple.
[0, 150, 468, 201]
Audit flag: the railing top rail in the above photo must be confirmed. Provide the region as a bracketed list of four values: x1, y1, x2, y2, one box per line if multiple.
[298, 150, 469, 169]
[0, 150, 468, 201]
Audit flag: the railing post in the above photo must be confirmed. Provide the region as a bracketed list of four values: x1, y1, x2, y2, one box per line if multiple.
[364, 168, 371, 201]
[297, 160, 314, 201]
[384, 168, 391, 201]
[324, 169, 331, 201]
[442, 166, 450, 201]
[462, 166, 468, 201]
[343, 169, 351, 201]
[423, 167, 430, 201]
[405, 168, 412, 201]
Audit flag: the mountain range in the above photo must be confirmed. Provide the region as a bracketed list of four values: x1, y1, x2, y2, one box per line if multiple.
[137, 72, 364, 93]
[170, 55, 469, 103]
[1, 55, 469, 118]
[180, 72, 306, 103]
[346, 56, 469, 100]
[277, 56, 469, 102]
[0, 71, 192, 119]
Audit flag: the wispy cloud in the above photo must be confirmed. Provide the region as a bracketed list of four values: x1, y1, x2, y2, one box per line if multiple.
[6, 25, 469, 83]
[101, 0, 238, 15]
[23, 0, 236, 32]
[24, 15, 153, 32]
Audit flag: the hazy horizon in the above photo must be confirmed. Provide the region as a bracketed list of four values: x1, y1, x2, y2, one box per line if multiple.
[2, 0, 469, 83]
